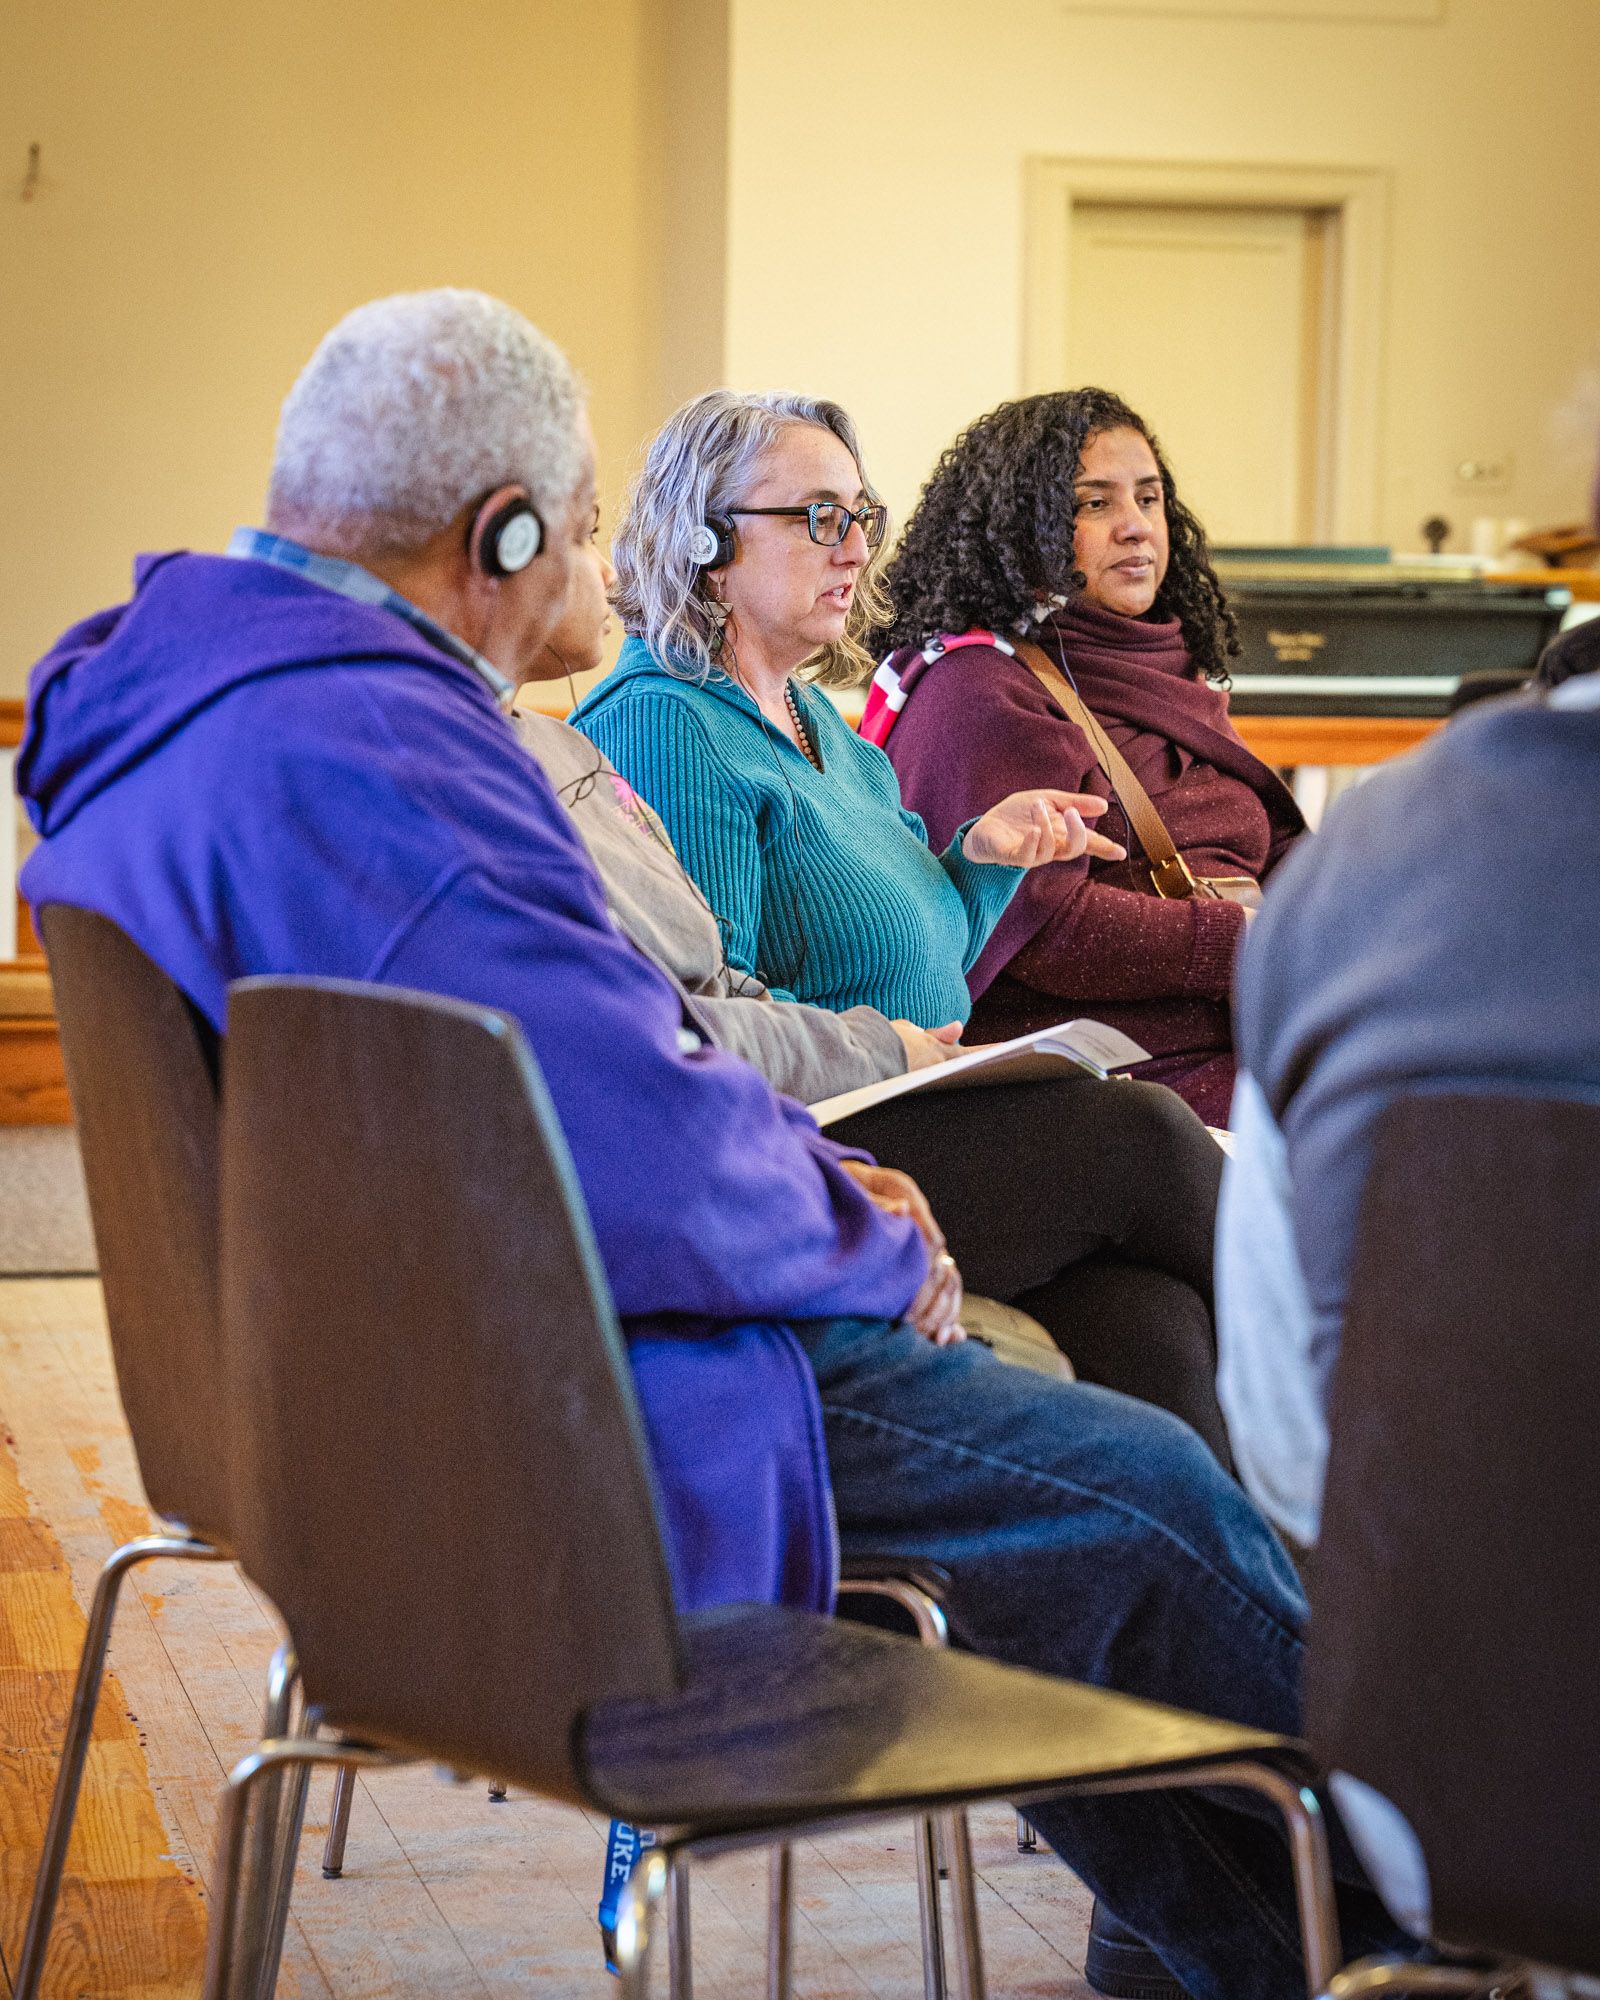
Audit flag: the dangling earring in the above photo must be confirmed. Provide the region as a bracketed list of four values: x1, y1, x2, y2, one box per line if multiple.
[704, 582, 731, 658]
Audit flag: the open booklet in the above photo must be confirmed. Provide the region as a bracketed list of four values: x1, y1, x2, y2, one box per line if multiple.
[810, 1018, 1151, 1129]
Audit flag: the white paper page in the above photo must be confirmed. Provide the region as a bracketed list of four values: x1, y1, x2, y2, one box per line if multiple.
[811, 1018, 1149, 1128]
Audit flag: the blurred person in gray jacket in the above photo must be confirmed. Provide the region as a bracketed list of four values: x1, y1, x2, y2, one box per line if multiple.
[1218, 661, 1600, 1933]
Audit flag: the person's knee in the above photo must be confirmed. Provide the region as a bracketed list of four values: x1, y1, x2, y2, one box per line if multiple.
[1039, 1258, 1217, 1387]
[1119, 1079, 1220, 1166]
[1131, 1271, 1220, 1375]
[825, 1343, 1297, 1629]
[1004, 1360, 1227, 1504]
[1104, 1398, 1296, 1609]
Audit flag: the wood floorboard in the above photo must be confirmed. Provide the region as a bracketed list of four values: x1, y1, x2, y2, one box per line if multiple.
[0, 1278, 1096, 1996]
[0, 1347, 210, 1996]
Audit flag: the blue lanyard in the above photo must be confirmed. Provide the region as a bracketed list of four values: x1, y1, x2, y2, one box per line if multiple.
[597, 1819, 658, 1972]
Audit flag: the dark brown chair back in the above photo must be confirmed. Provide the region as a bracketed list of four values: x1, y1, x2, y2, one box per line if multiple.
[219, 978, 683, 1802]
[37, 904, 229, 1544]
[1307, 1092, 1600, 1973]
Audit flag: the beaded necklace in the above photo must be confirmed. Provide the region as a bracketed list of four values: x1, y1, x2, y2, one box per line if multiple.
[784, 681, 823, 770]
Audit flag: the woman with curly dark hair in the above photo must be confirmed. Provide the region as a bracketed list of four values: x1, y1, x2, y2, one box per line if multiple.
[867, 389, 1305, 1124]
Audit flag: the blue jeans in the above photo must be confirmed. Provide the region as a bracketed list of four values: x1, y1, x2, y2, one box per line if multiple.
[792, 1316, 1404, 2000]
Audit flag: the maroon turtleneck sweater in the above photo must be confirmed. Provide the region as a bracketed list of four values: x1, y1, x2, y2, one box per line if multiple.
[883, 602, 1303, 1124]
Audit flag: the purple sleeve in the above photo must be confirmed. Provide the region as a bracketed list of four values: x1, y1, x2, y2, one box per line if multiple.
[382, 862, 928, 1327]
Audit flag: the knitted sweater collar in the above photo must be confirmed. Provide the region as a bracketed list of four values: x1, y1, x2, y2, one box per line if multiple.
[1040, 602, 1262, 786]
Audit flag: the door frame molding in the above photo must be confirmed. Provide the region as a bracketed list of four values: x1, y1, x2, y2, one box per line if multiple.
[1022, 157, 1391, 540]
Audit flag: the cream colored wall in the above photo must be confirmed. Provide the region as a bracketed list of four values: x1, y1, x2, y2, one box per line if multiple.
[724, 0, 1600, 549]
[11, 0, 1596, 701]
[0, 0, 659, 694]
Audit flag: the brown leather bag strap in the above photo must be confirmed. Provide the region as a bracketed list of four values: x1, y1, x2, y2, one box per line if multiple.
[1012, 637, 1200, 899]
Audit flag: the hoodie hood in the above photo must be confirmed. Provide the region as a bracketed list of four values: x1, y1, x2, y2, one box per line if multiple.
[19, 550, 486, 837]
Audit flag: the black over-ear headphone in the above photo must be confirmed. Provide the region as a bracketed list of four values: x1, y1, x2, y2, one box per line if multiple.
[688, 513, 737, 571]
[471, 490, 545, 577]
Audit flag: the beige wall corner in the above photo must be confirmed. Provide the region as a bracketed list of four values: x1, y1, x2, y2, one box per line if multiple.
[639, 0, 731, 431]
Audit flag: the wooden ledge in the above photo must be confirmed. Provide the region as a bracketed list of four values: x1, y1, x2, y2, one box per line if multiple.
[0, 959, 68, 1125]
[0, 962, 54, 1017]
[1232, 713, 1441, 767]
[1492, 565, 1600, 602]
[0, 1021, 70, 1124]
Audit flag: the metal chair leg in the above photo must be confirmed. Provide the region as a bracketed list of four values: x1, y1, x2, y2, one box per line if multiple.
[667, 1852, 693, 2000]
[321, 1764, 357, 1877]
[252, 1751, 312, 2000]
[1015, 1810, 1038, 1852]
[615, 1845, 671, 2000]
[1223, 1763, 1341, 1999]
[767, 1846, 794, 2000]
[203, 1740, 397, 2000]
[237, 1641, 300, 1997]
[942, 1811, 988, 2000]
[14, 1532, 226, 2000]
[251, 1644, 314, 2000]
[914, 1814, 949, 2000]
[838, 1575, 954, 2000]
[1086, 1757, 1342, 2000]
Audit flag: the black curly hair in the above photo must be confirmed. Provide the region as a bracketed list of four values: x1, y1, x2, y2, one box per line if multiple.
[875, 388, 1239, 683]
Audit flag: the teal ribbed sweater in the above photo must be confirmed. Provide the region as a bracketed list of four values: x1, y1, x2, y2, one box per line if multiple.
[572, 637, 1023, 1028]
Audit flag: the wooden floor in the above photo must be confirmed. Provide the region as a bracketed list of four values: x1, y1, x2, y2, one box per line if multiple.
[0, 1279, 1097, 1999]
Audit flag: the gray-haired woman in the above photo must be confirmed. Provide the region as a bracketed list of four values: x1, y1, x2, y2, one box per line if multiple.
[561, 389, 1239, 1469]
[574, 391, 1112, 1035]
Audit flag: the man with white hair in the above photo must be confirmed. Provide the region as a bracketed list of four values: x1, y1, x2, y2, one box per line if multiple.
[260, 288, 592, 679]
[19, 291, 1401, 2000]
[20, 288, 914, 1620]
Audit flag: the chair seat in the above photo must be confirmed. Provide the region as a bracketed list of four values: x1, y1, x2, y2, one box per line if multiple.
[579, 1601, 1298, 1836]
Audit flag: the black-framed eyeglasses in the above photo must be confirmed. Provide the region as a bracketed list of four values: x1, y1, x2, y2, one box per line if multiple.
[727, 501, 888, 549]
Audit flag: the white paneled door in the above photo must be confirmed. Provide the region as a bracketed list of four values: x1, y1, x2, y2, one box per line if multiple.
[1062, 200, 1337, 546]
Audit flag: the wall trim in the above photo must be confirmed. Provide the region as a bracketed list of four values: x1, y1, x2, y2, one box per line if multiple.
[1059, 1, 1444, 20]
[1023, 156, 1391, 541]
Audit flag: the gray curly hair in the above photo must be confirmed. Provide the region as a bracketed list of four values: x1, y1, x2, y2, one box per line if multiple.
[611, 389, 891, 690]
[266, 289, 585, 560]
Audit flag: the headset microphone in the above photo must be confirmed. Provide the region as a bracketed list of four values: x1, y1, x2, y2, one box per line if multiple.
[474, 492, 544, 577]
[688, 515, 737, 570]
[1069, 568, 1089, 590]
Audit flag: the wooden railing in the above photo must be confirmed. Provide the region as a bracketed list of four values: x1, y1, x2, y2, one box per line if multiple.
[2, 698, 23, 963]
[0, 965, 68, 1124]
[1232, 713, 1439, 768]
[1, 699, 69, 1122]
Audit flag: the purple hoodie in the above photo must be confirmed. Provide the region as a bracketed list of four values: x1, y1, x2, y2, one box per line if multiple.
[19, 549, 928, 1612]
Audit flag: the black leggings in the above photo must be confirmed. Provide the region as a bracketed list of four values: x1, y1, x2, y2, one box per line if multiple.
[830, 1076, 1232, 1468]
